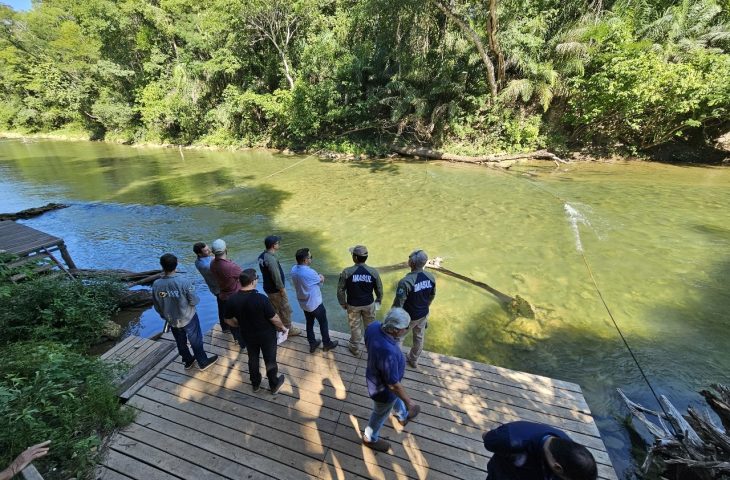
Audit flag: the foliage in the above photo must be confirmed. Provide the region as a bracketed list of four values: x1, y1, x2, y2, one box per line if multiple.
[0, 0, 728, 153]
[0, 342, 134, 480]
[0, 273, 125, 350]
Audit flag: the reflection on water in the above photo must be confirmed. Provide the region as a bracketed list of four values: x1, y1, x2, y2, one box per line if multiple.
[1, 139, 729, 478]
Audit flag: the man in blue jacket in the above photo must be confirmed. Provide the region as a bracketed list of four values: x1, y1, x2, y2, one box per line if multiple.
[482, 421, 597, 480]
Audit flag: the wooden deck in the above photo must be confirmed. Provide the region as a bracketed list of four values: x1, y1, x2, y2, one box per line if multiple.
[0, 220, 77, 276]
[97, 325, 618, 480]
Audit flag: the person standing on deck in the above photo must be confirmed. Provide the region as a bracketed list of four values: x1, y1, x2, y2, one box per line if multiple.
[225, 269, 287, 394]
[361, 307, 421, 452]
[337, 245, 383, 356]
[258, 235, 301, 338]
[391, 249, 436, 368]
[152, 253, 219, 371]
[481, 421, 598, 480]
[208, 238, 246, 350]
[290, 247, 339, 354]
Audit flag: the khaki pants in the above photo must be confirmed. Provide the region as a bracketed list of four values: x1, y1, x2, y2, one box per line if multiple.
[347, 303, 376, 351]
[398, 315, 428, 366]
[267, 291, 293, 329]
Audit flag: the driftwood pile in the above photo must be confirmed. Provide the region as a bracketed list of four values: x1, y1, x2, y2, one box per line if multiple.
[72, 268, 163, 308]
[619, 385, 730, 480]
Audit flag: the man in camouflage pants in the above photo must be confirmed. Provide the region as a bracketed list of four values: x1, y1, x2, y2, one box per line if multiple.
[258, 235, 301, 337]
[337, 245, 383, 356]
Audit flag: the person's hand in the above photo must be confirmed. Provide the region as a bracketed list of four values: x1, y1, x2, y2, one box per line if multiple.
[280, 289, 287, 297]
[318, 274, 325, 283]
[3, 441, 50, 479]
[341, 304, 347, 310]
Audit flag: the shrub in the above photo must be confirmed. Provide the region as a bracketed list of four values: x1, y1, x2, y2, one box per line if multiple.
[0, 342, 134, 479]
[0, 275, 125, 350]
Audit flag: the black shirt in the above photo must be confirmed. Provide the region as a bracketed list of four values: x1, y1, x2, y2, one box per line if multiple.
[225, 290, 276, 340]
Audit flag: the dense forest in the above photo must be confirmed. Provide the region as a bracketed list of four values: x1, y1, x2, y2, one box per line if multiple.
[0, 0, 729, 155]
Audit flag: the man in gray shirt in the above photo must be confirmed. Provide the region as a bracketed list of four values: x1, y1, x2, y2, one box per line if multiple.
[258, 235, 301, 337]
[152, 253, 218, 370]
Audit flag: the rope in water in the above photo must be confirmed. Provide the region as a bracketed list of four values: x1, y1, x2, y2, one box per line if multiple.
[494, 165, 671, 418]
[259, 156, 312, 180]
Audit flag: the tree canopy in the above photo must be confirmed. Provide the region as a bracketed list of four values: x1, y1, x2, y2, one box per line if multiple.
[0, 0, 728, 154]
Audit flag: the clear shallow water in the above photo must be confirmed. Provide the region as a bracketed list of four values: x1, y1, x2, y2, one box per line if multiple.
[1, 139, 729, 477]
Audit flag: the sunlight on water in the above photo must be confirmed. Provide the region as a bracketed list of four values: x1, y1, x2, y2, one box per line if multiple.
[1, 139, 729, 477]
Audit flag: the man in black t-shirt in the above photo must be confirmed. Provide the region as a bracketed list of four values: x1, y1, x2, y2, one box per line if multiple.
[225, 269, 287, 394]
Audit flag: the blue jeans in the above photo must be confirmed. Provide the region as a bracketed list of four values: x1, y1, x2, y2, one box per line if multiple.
[304, 303, 333, 347]
[171, 313, 210, 366]
[363, 396, 407, 442]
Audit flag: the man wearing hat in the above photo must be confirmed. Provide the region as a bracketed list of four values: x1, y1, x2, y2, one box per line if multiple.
[361, 307, 421, 452]
[258, 235, 300, 337]
[392, 249, 436, 368]
[337, 245, 383, 356]
[210, 238, 246, 349]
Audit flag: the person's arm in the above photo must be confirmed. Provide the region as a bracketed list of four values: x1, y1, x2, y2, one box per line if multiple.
[482, 424, 515, 454]
[151, 287, 164, 318]
[392, 278, 409, 308]
[185, 282, 200, 307]
[0, 441, 50, 480]
[306, 267, 323, 286]
[269, 313, 286, 332]
[428, 273, 436, 305]
[372, 268, 384, 304]
[388, 382, 416, 410]
[337, 269, 348, 308]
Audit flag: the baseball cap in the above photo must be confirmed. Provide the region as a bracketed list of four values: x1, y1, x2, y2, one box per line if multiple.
[382, 307, 411, 330]
[409, 249, 428, 269]
[211, 239, 226, 254]
[349, 245, 368, 256]
[264, 235, 281, 249]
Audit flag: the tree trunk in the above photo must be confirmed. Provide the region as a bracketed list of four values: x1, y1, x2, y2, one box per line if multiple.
[431, 0, 498, 97]
[486, 0, 505, 86]
[392, 145, 566, 164]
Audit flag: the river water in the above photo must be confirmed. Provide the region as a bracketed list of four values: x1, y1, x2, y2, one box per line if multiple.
[1, 138, 728, 477]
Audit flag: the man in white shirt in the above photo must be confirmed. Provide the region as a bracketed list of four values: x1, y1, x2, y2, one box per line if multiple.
[290, 248, 339, 354]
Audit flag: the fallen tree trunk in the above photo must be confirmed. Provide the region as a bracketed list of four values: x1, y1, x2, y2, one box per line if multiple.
[619, 385, 730, 480]
[392, 146, 566, 165]
[375, 258, 536, 319]
[0, 202, 68, 220]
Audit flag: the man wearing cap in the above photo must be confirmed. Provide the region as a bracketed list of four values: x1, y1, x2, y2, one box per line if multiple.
[482, 421, 598, 480]
[337, 245, 383, 356]
[290, 247, 339, 353]
[152, 253, 219, 371]
[258, 235, 301, 337]
[361, 307, 420, 453]
[225, 269, 287, 394]
[210, 238, 246, 349]
[392, 249, 436, 368]
[194, 241, 245, 349]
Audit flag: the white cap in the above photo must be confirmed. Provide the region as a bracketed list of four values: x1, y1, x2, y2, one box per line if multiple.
[211, 239, 226, 254]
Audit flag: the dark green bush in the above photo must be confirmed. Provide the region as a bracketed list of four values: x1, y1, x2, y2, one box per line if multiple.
[0, 342, 134, 479]
[0, 274, 125, 350]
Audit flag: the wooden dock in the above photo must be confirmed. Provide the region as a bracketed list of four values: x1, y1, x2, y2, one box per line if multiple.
[0, 220, 77, 280]
[97, 326, 618, 480]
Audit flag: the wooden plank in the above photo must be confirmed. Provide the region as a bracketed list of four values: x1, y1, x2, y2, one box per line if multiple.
[100, 335, 138, 361]
[102, 446, 184, 480]
[120, 346, 177, 400]
[115, 341, 176, 396]
[95, 466, 134, 480]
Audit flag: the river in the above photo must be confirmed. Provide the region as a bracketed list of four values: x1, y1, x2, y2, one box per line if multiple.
[1, 138, 728, 478]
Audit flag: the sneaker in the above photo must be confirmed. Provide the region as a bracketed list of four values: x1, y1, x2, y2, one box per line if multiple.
[348, 344, 361, 356]
[309, 340, 322, 353]
[183, 359, 197, 370]
[363, 438, 390, 452]
[270, 374, 285, 394]
[407, 357, 418, 369]
[199, 354, 219, 371]
[288, 327, 302, 337]
[398, 404, 421, 427]
[252, 383, 261, 393]
[323, 340, 339, 352]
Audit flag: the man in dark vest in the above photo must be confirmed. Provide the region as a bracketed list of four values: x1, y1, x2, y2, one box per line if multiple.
[482, 421, 598, 480]
[258, 235, 301, 337]
[224, 269, 287, 394]
[392, 249, 436, 368]
[337, 245, 383, 356]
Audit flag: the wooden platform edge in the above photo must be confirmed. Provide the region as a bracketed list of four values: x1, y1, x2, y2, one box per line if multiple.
[119, 340, 177, 400]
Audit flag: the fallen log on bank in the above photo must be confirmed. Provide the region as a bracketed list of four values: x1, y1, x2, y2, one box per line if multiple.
[71, 268, 165, 285]
[376, 258, 536, 319]
[392, 146, 567, 166]
[619, 384, 730, 480]
[0, 202, 68, 220]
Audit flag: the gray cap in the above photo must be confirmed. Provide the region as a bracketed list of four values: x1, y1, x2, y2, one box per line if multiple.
[408, 249, 428, 269]
[211, 238, 226, 254]
[382, 307, 411, 330]
[349, 245, 368, 256]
